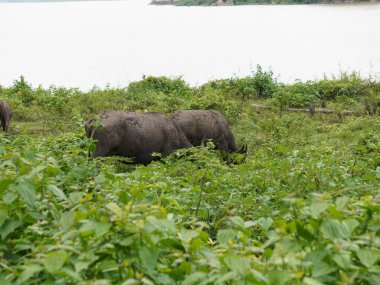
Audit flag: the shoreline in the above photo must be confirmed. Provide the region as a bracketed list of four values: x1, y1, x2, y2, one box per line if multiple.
[151, 0, 380, 6]
[1, 0, 379, 3]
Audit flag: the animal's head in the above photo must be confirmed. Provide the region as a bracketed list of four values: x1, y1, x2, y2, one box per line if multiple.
[227, 143, 248, 165]
[85, 118, 105, 139]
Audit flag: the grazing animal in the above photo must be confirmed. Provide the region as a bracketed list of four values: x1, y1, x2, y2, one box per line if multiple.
[172, 110, 247, 163]
[0, 100, 12, 132]
[85, 110, 192, 164]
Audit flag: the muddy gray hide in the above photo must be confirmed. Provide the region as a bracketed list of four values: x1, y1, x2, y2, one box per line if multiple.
[85, 110, 192, 164]
[0, 100, 12, 132]
[172, 109, 247, 164]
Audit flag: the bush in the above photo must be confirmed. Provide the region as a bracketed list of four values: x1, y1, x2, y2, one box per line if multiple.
[10, 76, 36, 106]
[204, 65, 278, 100]
[316, 73, 370, 101]
[1, 72, 380, 284]
[272, 81, 318, 109]
[127, 76, 193, 98]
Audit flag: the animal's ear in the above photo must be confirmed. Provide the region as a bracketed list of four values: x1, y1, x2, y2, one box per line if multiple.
[240, 144, 248, 154]
[85, 118, 96, 138]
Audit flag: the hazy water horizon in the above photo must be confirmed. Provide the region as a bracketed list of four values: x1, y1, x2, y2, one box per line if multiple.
[0, 0, 379, 90]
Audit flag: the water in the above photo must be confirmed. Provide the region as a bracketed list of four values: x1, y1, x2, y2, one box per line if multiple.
[0, 0, 379, 89]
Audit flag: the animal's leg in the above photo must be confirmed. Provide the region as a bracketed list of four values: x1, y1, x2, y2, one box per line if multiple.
[93, 144, 109, 157]
[4, 119, 9, 131]
[161, 145, 174, 158]
[0, 117, 4, 131]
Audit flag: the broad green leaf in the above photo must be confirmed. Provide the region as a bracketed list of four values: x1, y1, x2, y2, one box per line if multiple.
[366, 273, 380, 285]
[45, 164, 60, 177]
[249, 269, 267, 284]
[182, 272, 207, 285]
[335, 196, 349, 211]
[43, 252, 68, 273]
[312, 262, 337, 278]
[217, 229, 236, 244]
[47, 185, 67, 201]
[0, 272, 11, 285]
[303, 277, 325, 285]
[60, 211, 74, 231]
[345, 219, 360, 233]
[60, 267, 82, 282]
[83, 280, 111, 285]
[305, 251, 327, 264]
[296, 222, 315, 241]
[224, 255, 250, 277]
[94, 174, 106, 184]
[71, 166, 88, 179]
[80, 221, 111, 238]
[309, 202, 328, 219]
[94, 222, 111, 238]
[14, 243, 32, 253]
[320, 220, 351, 240]
[0, 220, 22, 239]
[106, 203, 123, 221]
[119, 236, 134, 247]
[18, 265, 42, 283]
[244, 220, 256, 228]
[0, 179, 13, 193]
[12, 182, 36, 207]
[230, 216, 245, 228]
[140, 277, 155, 285]
[69, 192, 85, 203]
[217, 271, 239, 283]
[75, 261, 92, 273]
[333, 253, 352, 270]
[257, 217, 273, 230]
[22, 149, 37, 162]
[139, 246, 158, 273]
[122, 279, 140, 285]
[160, 238, 185, 252]
[357, 249, 380, 268]
[156, 274, 173, 284]
[268, 270, 290, 285]
[0, 208, 8, 228]
[179, 230, 199, 243]
[3, 192, 17, 204]
[97, 260, 118, 272]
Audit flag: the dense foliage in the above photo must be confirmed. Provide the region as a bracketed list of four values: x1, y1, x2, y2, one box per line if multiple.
[0, 70, 380, 284]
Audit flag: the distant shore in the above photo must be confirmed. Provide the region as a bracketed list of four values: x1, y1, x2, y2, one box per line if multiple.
[0, 0, 110, 3]
[1, 0, 378, 4]
[151, 0, 380, 6]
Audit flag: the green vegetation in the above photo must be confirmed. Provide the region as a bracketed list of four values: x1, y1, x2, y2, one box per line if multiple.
[1, 68, 380, 284]
[174, 0, 373, 5]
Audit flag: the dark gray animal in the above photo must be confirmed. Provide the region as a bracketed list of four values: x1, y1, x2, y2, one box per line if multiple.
[0, 100, 12, 132]
[85, 110, 192, 164]
[172, 110, 247, 164]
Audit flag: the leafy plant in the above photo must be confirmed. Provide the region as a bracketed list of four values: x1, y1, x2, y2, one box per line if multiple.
[0, 73, 379, 284]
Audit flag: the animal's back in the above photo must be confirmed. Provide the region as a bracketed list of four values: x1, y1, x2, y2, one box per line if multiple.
[172, 109, 233, 147]
[87, 110, 191, 163]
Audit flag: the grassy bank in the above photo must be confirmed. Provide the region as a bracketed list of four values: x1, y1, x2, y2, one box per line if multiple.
[1, 69, 380, 284]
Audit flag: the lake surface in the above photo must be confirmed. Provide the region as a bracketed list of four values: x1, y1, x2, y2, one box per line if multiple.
[0, 0, 379, 89]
